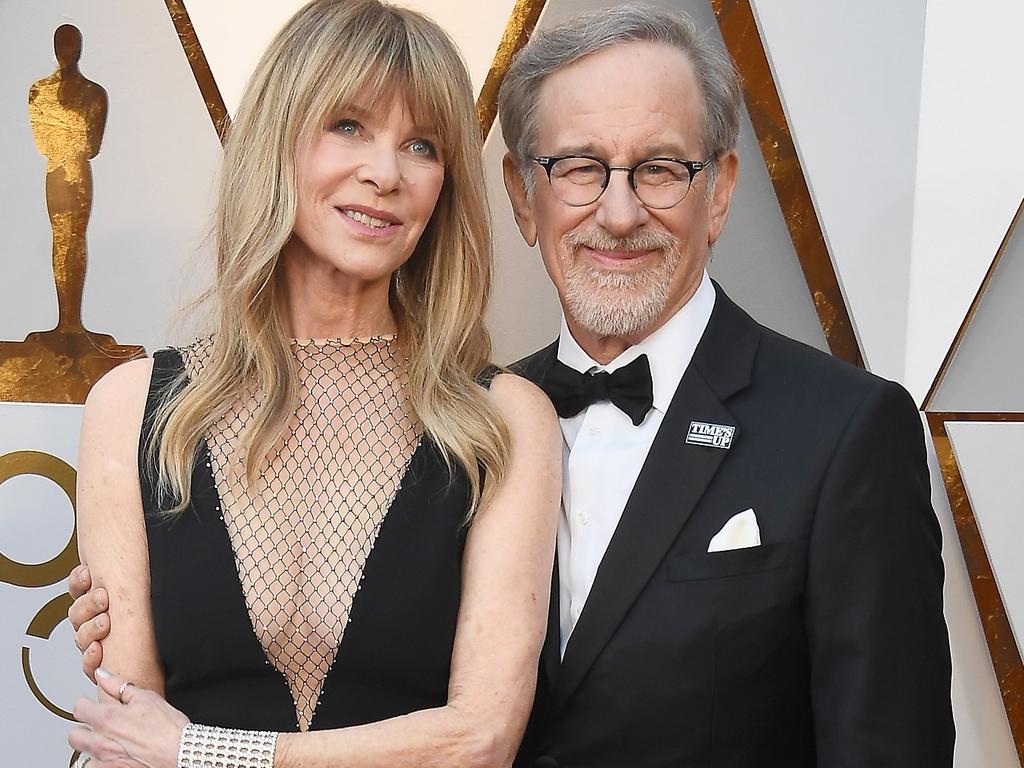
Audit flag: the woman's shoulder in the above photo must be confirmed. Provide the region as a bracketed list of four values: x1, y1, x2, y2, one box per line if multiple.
[85, 357, 155, 416]
[80, 358, 156, 474]
[485, 369, 557, 432]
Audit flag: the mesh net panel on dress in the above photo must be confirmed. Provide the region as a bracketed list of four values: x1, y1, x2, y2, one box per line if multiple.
[182, 335, 421, 731]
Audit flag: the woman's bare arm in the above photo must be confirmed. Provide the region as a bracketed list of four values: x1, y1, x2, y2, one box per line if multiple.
[75, 358, 164, 697]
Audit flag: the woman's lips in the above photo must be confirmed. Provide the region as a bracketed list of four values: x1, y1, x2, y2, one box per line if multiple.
[336, 207, 402, 238]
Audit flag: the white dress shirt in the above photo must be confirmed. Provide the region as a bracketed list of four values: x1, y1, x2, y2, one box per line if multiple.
[556, 270, 715, 656]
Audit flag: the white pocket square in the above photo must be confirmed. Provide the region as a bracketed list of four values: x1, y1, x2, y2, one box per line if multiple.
[707, 508, 761, 552]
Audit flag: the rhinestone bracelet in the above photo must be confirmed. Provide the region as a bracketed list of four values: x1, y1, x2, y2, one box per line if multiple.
[177, 723, 278, 768]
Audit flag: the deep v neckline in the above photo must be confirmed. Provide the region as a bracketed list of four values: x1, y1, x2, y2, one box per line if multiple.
[173, 337, 425, 732]
[196, 435, 427, 731]
[142, 347, 471, 734]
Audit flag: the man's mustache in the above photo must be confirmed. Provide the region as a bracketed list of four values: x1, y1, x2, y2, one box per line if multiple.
[562, 228, 676, 254]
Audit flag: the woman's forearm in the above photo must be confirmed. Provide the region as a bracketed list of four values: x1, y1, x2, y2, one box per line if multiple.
[274, 693, 530, 768]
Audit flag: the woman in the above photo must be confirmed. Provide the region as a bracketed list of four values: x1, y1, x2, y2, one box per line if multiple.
[68, 1, 560, 766]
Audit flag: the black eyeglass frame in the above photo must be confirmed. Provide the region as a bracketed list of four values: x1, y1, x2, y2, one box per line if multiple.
[532, 153, 715, 209]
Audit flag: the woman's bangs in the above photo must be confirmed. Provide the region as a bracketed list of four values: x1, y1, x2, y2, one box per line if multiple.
[300, 9, 464, 159]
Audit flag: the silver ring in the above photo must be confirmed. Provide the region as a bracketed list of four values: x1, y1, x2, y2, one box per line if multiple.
[73, 754, 91, 768]
[117, 680, 134, 703]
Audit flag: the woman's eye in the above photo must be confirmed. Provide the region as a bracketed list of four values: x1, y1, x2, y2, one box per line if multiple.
[408, 139, 438, 158]
[332, 119, 361, 136]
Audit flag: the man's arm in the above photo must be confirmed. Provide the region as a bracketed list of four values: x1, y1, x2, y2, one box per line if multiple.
[806, 379, 954, 766]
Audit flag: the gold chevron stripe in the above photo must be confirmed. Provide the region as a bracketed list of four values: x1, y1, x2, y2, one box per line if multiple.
[926, 196, 1024, 766]
[476, 0, 547, 140]
[712, 0, 862, 367]
[164, 0, 230, 143]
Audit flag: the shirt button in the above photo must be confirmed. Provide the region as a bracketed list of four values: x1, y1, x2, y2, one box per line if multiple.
[572, 605, 582, 620]
[586, 425, 601, 437]
[577, 511, 590, 526]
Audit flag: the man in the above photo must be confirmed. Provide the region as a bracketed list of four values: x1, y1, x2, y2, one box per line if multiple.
[69, 5, 954, 766]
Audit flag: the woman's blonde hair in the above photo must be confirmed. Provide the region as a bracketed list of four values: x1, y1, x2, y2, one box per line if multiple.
[150, 0, 507, 518]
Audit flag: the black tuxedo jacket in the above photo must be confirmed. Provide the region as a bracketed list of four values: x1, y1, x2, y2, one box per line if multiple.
[513, 283, 953, 768]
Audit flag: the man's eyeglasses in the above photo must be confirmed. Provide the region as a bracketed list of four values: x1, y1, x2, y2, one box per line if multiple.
[532, 154, 714, 209]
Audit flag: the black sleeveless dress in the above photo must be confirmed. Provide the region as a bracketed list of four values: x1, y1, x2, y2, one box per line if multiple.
[140, 348, 479, 731]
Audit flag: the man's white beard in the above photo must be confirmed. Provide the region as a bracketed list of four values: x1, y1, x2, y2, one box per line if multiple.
[560, 229, 680, 337]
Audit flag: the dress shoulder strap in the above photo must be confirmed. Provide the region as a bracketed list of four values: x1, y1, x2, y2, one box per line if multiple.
[144, 348, 187, 423]
[138, 348, 188, 504]
[475, 364, 504, 390]
[150, 347, 186, 388]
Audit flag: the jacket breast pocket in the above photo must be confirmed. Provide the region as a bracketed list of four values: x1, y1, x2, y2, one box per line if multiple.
[668, 540, 792, 582]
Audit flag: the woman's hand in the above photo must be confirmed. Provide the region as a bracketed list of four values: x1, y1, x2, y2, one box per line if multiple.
[69, 668, 188, 768]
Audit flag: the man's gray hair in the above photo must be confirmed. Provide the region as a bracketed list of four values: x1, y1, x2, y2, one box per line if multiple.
[498, 4, 742, 192]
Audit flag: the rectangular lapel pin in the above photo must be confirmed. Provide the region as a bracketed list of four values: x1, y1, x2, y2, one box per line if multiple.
[686, 421, 735, 450]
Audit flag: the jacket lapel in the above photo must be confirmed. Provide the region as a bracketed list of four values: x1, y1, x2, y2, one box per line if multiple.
[540, 557, 561, 695]
[549, 284, 761, 716]
[511, 339, 558, 384]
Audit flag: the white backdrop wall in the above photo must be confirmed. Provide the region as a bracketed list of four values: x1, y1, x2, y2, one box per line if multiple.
[1, 1, 1020, 766]
[749, 0, 927, 385]
[908, 0, 1024, 405]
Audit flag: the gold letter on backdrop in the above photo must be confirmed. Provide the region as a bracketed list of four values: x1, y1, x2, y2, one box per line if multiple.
[0, 449, 80, 721]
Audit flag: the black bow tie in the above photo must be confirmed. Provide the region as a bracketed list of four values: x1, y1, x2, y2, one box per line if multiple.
[541, 354, 654, 426]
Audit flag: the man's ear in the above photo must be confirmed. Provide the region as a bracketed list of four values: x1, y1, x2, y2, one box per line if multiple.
[502, 152, 538, 247]
[707, 150, 739, 246]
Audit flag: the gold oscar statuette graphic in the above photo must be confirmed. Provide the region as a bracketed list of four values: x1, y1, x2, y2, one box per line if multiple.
[0, 24, 144, 405]
[0, 450, 80, 728]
